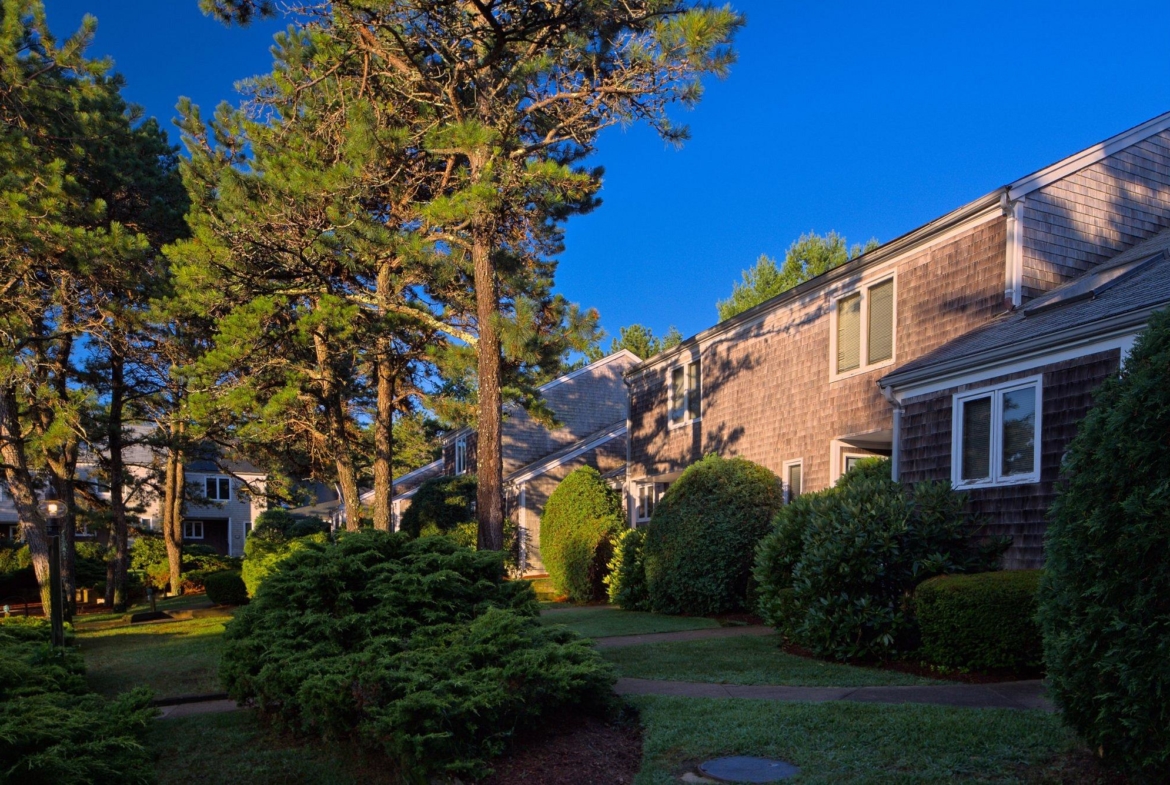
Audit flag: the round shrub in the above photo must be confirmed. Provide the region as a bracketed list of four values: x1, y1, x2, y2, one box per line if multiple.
[914, 570, 1042, 672]
[1038, 308, 1170, 779]
[221, 531, 613, 779]
[605, 527, 650, 610]
[753, 459, 1007, 661]
[203, 570, 249, 606]
[399, 474, 477, 538]
[643, 455, 783, 615]
[541, 467, 625, 603]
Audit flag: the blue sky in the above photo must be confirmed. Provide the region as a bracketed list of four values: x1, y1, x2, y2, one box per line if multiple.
[46, 1, 1170, 345]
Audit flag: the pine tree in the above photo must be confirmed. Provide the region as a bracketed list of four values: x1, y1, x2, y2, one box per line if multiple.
[587, 323, 684, 362]
[717, 232, 880, 321]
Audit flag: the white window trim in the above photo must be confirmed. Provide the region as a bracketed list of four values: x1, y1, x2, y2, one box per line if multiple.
[951, 375, 1043, 489]
[634, 482, 653, 523]
[205, 475, 231, 502]
[184, 520, 205, 540]
[828, 271, 898, 382]
[782, 459, 803, 504]
[666, 358, 701, 429]
[454, 438, 467, 475]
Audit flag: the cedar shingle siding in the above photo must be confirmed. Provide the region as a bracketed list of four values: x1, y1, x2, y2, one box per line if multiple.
[898, 350, 1121, 569]
[628, 218, 1008, 491]
[1022, 130, 1170, 298]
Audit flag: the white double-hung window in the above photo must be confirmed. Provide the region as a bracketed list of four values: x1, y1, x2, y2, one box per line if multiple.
[668, 359, 701, 426]
[952, 377, 1042, 488]
[206, 477, 231, 501]
[833, 276, 895, 377]
[183, 520, 205, 539]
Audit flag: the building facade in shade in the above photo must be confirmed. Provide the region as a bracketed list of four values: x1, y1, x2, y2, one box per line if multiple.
[625, 110, 1170, 569]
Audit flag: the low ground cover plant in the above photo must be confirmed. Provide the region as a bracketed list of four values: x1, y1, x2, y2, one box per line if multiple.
[643, 454, 783, 615]
[542, 466, 625, 603]
[0, 617, 154, 785]
[915, 570, 1042, 672]
[754, 458, 1006, 661]
[1039, 308, 1170, 781]
[221, 531, 614, 779]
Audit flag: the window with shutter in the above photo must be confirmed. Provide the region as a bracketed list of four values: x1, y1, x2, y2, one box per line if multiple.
[836, 293, 861, 373]
[867, 279, 894, 363]
[953, 378, 1041, 487]
[668, 360, 701, 425]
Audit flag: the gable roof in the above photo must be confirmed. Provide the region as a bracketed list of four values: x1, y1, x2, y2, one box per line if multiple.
[442, 349, 639, 444]
[880, 228, 1170, 392]
[628, 109, 1170, 380]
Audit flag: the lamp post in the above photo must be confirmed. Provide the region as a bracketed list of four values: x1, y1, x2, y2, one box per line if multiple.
[37, 498, 66, 648]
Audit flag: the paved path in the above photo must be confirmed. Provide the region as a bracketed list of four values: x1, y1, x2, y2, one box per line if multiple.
[592, 625, 773, 649]
[615, 677, 1052, 711]
[156, 699, 242, 720]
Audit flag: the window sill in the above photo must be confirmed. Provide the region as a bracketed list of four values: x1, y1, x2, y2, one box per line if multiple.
[953, 474, 1041, 490]
[667, 417, 701, 430]
[830, 358, 896, 383]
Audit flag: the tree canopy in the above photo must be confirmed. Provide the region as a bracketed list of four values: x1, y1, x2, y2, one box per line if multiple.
[717, 231, 879, 321]
[586, 323, 683, 362]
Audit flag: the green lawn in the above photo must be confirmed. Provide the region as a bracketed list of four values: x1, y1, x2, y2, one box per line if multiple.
[78, 615, 230, 699]
[75, 593, 215, 625]
[632, 696, 1076, 784]
[146, 711, 402, 785]
[539, 605, 721, 638]
[603, 634, 942, 687]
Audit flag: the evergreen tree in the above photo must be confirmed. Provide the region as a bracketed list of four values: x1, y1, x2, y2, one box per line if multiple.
[586, 323, 683, 362]
[717, 231, 879, 321]
[0, 0, 182, 613]
[204, 0, 743, 550]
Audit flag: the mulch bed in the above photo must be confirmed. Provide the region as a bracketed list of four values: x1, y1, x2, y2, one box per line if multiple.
[780, 642, 1042, 684]
[479, 710, 642, 785]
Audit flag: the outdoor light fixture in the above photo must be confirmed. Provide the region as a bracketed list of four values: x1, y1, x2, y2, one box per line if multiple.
[37, 497, 67, 647]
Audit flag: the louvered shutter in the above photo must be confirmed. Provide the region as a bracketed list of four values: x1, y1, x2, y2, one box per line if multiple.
[867, 279, 894, 363]
[837, 294, 861, 372]
[687, 361, 701, 419]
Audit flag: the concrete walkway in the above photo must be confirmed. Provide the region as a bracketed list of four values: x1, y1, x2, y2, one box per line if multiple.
[156, 699, 242, 720]
[615, 677, 1052, 711]
[592, 625, 773, 649]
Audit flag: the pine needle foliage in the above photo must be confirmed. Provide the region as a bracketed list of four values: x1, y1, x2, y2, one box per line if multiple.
[221, 531, 614, 778]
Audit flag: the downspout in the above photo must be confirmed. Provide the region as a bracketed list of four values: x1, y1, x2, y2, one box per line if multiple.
[879, 382, 902, 483]
[1001, 190, 1025, 310]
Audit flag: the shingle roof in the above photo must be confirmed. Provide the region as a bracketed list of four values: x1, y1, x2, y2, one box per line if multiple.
[882, 229, 1170, 389]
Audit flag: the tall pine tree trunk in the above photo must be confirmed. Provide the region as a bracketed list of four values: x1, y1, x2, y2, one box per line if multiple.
[312, 320, 362, 531]
[54, 470, 77, 619]
[372, 259, 395, 532]
[472, 222, 504, 551]
[0, 387, 54, 611]
[108, 353, 129, 610]
[163, 418, 185, 595]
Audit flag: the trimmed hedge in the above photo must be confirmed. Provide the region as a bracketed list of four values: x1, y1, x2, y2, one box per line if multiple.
[605, 527, 649, 610]
[398, 474, 477, 538]
[915, 570, 1042, 672]
[643, 455, 783, 615]
[1039, 307, 1170, 780]
[542, 467, 625, 603]
[204, 570, 249, 606]
[221, 530, 613, 779]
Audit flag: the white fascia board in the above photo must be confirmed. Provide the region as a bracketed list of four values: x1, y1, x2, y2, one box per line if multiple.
[358, 458, 444, 504]
[538, 350, 641, 393]
[1008, 110, 1170, 200]
[889, 330, 1141, 400]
